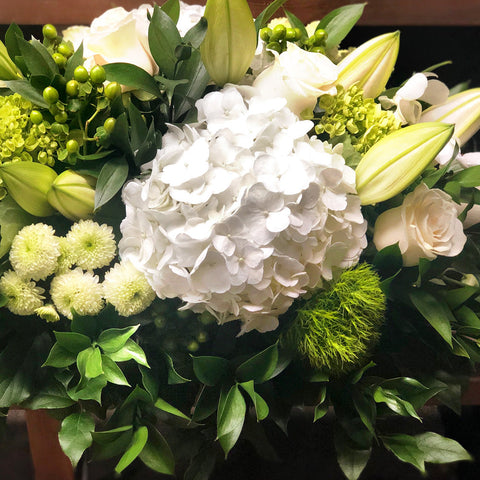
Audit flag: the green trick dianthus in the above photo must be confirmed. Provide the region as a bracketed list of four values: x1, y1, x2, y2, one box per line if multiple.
[282, 263, 386, 376]
[316, 84, 401, 153]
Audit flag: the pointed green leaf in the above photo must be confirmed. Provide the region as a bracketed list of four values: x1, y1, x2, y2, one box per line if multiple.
[182, 16, 208, 48]
[381, 434, 425, 473]
[77, 346, 103, 379]
[161, 0, 180, 23]
[68, 375, 107, 403]
[192, 355, 230, 386]
[335, 426, 371, 480]
[103, 63, 161, 97]
[236, 343, 278, 384]
[91, 425, 133, 445]
[97, 325, 139, 353]
[108, 338, 149, 367]
[254, 0, 289, 31]
[16, 35, 57, 78]
[139, 424, 175, 475]
[314, 404, 329, 422]
[415, 432, 472, 464]
[101, 355, 130, 386]
[65, 43, 84, 80]
[217, 384, 246, 457]
[445, 286, 480, 310]
[5, 79, 49, 107]
[54, 331, 91, 354]
[43, 343, 77, 368]
[239, 381, 269, 421]
[284, 10, 307, 38]
[94, 156, 129, 210]
[163, 352, 190, 384]
[373, 387, 421, 421]
[59, 413, 95, 468]
[21, 378, 75, 409]
[115, 425, 149, 473]
[353, 391, 376, 435]
[155, 396, 190, 421]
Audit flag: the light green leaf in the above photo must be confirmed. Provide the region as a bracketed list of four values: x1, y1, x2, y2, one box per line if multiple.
[161, 0, 180, 23]
[54, 331, 91, 354]
[139, 424, 175, 475]
[101, 355, 130, 386]
[239, 381, 269, 421]
[77, 346, 103, 379]
[59, 412, 95, 468]
[254, 0, 289, 31]
[64, 43, 84, 80]
[115, 425, 149, 473]
[163, 352, 190, 384]
[42, 343, 77, 368]
[68, 375, 107, 403]
[236, 343, 278, 384]
[217, 384, 246, 457]
[108, 338, 149, 367]
[314, 404, 329, 422]
[16, 35, 57, 78]
[409, 290, 454, 347]
[415, 432, 472, 464]
[155, 396, 190, 421]
[97, 325, 139, 354]
[445, 286, 480, 310]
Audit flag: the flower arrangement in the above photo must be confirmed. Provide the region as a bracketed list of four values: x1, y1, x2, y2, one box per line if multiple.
[1, 0, 480, 478]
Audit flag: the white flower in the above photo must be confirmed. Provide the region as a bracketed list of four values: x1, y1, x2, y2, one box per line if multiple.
[177, 1, 205, 35]
[63, 5, 157, 75]
[120, 85, 366, 333]
[379, 73, 449, 125]
[373, 183, 466, 266]
[0, 270, 44, 316]
[252, 43, 338, 118]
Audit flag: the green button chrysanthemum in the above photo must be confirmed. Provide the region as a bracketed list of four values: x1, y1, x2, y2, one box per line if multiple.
[9, 223, 61, 281]
[50, 268, 104, 319]
[103, 261, 156, 316]
[66, 220, 116, 270]
[0, 270, 44, 315]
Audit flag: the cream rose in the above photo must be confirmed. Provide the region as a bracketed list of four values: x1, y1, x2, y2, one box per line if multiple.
[63, 5, 157, 75]
[373, 183, 466, 266]
[252, 42, 337, 118]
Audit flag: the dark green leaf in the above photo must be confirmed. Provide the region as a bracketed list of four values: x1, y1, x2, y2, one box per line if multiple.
[97, 325, 139, 354]
[5, 23, 23, 61]
[148, 5, 182, 78]
[77, 347, 103, 379]
[314, 404, 329, 422]
[374, 387, 421, 421]
[134, 122, 158, 167]
[381, 434, 425, 473]
[410, 290, 454, 347]
[127, 102, 148, 151]
[54, 331, 91, 354]
[101, 355, 130, 386]
[445, 286, 480, 310]
[451, 165, 480, 188]
[103, 63, 161, 97]
[155, 396, 190, 420]
[4, 79, 49, 107]
[192, 385, 219, 422]
[183, 17, 208, 48]
[217, 384, 246, 457]
[452, 337, 470, 358]
[0, 196, 33, 258]
[415, 432, 472, 464]
[317, 3, 366, 49]
[161, 0, 180, 23]
[236, 343, 278, 384]
[21, 378, 75, 409]
[109, 113, 133, 158]
[192, 355, 230, 386]
[350, 361, 376, 384]
[122, 385, 152, 408]
[140, 365, 159, 400]
[94, 156, 129, 210]
[76, 150, 114, 161]
[43, 343, 77, 368]
[307, 371, 330, 382]
[373, 243, 402, 279]
[254, 0, 289, 31]
[139, 424, 175, 475]
[92, 429, 134, 461]
[92, 425, 133, 445]
[184, 442, 219, 480]
[239, 381, 269, 421]
[335, 426, 371, 480]
[284, 10, 307, 37]
[353, 391, 376, 435]
[71, 313, 98, 339]
[64, 43, 84, 80]
[59, 412, 95, 468]
[108, 338, 150, 367]
[16, 35, 57, 78]
[115, 425, 149, 473]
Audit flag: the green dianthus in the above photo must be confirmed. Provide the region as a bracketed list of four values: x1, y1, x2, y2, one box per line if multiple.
[282, 263, 386, 376]
[316, 84, 401, 154]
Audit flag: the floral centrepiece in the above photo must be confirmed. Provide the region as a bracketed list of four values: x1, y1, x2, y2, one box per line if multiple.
[0, 1, 480, 479]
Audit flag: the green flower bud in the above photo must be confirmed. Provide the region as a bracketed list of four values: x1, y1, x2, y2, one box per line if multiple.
[47, 170, 96, 220]
[420, 88, 480, 147]
[355, 122, 454, 205]
[66, 139, 79, 154]
[43, 86, 59, 104]
[57, 42, 73, 58]
[0, 40, 22, 80]
[74, 65, 89, 83]
[54, 111, 68, 124]
[270, 24, 287, 42]
[337, 31, 400, 99]
[313, 29, 327, 45]
[42, 24, 57, 40]
[0, 161, 57, 216]
[285, 28, 297, 41]
[260, 27, 272, 42]
[200, 0, 257, 86]
[90, 65, 106, 84]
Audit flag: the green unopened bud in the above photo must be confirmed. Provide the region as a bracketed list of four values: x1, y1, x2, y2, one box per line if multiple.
[200, 0, 257, 86]
[337, 31, 400, 99]
[47, 170, 96, 220]
[0, 162, 57, 216]
[420, 88, 480, 147]
[356, 122, 454, 205]
[0, 40, 22, 80]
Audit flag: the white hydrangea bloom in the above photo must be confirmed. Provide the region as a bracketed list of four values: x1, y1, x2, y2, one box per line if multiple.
[120, 85, 367, 333]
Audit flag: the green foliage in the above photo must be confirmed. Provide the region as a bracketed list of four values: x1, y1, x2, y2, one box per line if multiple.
[59, 412, 95, 467]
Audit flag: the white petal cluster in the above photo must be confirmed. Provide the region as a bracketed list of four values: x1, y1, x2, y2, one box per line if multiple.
[120, 85, 367, 333]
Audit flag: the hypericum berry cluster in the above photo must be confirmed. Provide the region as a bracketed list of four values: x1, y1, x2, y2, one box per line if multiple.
[259, 23, 328, 54]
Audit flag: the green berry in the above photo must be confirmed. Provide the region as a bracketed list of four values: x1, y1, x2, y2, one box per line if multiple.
[57, 42, 73, 58]
[314, 29, 327, 45]
[73, 65, 89, 83]
[90, 65, 106, 84]
[42, 24, 57, 40]
[285, 28, 297, 41]
[54, 111, 68, 124]
[293, 28, 303, 41]
[66, 139, 79, 154]
[310, 46, 326, 54]
[103, 117, 116, 134]
[266, 41, 282, 54]
[270, 24, 287, 42]
[43, 86, 59, 104]
[259, 27, 272, 42]
[30, 110, 43, 125]
[66, 80, 79, 97]
[187, 340, 199, 352]
[104, 82, 121, 100]
[52, 53, 66, 68]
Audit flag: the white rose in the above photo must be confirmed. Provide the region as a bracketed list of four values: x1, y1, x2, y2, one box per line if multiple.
[373, 183, 466, 266]
[252, 43, 337, 118]
[63, 5, 157, 75]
